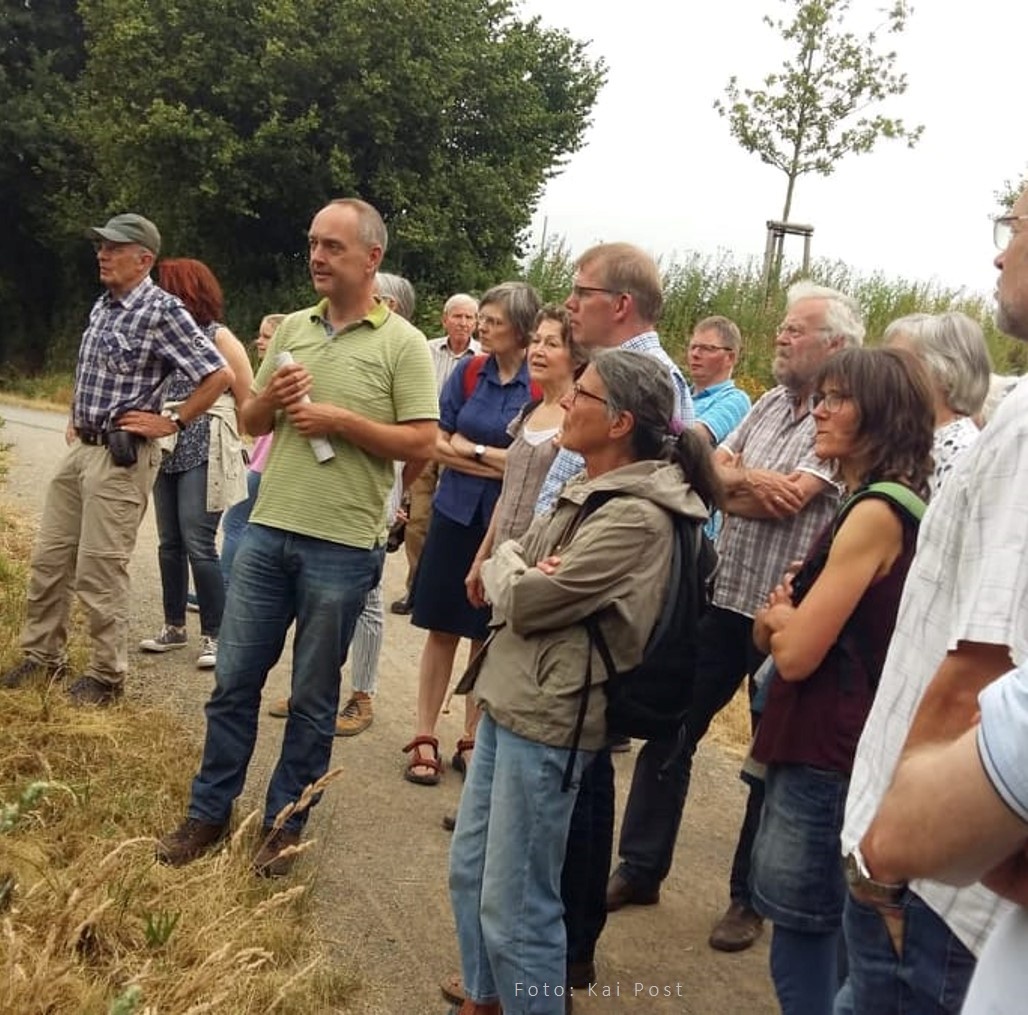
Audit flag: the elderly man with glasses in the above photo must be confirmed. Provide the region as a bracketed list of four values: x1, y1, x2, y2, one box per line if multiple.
[0, 213, 231, 706]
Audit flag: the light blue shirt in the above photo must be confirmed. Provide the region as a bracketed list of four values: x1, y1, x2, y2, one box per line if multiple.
[978, 662, 1028, 822]
[533, 331, 694, 516]
[692, 379, 752, 446]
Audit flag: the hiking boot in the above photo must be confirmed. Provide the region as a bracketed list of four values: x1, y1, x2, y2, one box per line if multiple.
[335, 693, 373, 736]
[605, 869, 660, 912]
[253, 826, 302, 878]
[0, 657, 65, 689]
[708, 901, 764, 952]
[67, 675, 123, 707]
[196, 636, 217, 670]
[267, 697, 290, 718]
[156, 817, 229, 867]
[139, 625, 188, 653]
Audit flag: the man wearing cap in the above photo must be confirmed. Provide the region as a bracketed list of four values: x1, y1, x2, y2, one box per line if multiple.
[0, 213, 232, 706]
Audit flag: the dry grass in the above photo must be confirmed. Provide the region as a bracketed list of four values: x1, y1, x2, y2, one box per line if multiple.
[708, 684, 755, 756]
[0, 487, 357, 1014]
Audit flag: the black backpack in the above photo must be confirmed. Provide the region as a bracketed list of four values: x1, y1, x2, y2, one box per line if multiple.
[562, 491, 718, 789]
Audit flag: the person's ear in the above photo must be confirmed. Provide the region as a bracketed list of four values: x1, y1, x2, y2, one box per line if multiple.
[608, 408, 635, 440]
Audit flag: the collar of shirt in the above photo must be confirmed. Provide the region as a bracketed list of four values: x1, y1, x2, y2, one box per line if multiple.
[102, 274, 156, 310]
[692, 379, 737, 399]
[620, 330, 660, 352]
[310, 297, 389, 337]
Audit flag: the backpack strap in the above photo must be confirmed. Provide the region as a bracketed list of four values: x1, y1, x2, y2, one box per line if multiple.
[461, 354, 488, 401]
[834, 481, 926, 536]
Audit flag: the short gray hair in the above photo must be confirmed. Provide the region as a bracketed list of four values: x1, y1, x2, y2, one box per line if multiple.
[329, 197, 388, 253]
[374, 272, 416, 320]
[479, 281, 541, 348]
[444, 292, 478, 315]
[787, 280, 865, 347]
[884, 312, 993, 416]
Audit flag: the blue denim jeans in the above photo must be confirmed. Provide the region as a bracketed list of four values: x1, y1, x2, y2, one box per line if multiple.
[220, 468, 261, 590]
[153, 463, 224, 635]
[450, 713, 592, 1014]
[834, 890, 975, 1015]
[188, 523, 383, 831]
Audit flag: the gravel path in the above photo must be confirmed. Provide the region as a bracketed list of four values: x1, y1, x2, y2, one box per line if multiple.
[1, 402, 775, 1014]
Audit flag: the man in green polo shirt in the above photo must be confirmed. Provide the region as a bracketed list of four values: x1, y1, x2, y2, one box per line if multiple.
[157, 198, 439, 875]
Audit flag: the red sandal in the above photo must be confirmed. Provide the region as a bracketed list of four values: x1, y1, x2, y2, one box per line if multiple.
[451, 737, 475, 778]
[402, 735, 442, 786]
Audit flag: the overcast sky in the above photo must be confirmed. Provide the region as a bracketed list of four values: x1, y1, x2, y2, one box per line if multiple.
[520, 0, 1026, 300]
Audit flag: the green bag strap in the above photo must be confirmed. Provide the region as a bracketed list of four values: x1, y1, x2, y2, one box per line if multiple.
[835, 481, 926, 534]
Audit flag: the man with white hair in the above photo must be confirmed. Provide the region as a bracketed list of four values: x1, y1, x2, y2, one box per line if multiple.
[836, 191, 1028, 1013]
[391, 292, 480, 613]
[607, 282, 862, 956]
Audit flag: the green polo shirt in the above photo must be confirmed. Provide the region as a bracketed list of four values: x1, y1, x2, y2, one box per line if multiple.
[251, 299, 439, 547]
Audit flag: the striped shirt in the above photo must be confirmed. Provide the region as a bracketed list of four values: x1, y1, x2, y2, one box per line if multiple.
[252, 300, 439, 548]
[842, 377, 1028, 956]
[72, 276, 225, 431]
[533, 330, 694, 515]
[714, 385, 838, 618]
[427, 335, 480, 394]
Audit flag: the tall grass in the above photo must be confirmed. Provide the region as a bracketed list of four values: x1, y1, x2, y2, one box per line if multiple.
[524, 240, 1026, 399]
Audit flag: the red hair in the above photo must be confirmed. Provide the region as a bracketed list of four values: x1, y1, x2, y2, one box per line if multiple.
[157, 258, 224, 325]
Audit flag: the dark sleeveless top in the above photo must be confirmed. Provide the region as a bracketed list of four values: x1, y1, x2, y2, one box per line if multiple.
[751, 491, 920, 774]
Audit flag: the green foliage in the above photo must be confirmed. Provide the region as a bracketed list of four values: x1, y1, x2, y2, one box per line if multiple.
[996, 168, 1028, 213]
[0, 780, 73, 834]
[142, 908, 181, 948]
[714, 0, 924, 221]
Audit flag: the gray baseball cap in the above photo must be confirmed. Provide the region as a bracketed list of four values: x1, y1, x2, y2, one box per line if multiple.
[87, 213, 161, 256]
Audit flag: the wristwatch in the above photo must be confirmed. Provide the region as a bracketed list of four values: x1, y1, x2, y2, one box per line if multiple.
[163, 409, 186, 432]
[844, 846, 906, 908]
[473, 444, 486, 461]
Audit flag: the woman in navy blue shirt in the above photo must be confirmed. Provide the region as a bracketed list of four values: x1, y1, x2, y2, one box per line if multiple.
[404, 282, 541, 785]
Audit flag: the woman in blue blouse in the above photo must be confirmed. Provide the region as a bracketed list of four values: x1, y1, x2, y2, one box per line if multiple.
[404, 282, 541, 785]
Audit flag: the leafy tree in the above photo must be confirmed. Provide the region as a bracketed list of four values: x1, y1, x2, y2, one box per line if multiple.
[67, 0, 605, 294]
[714, 0, 923, 223]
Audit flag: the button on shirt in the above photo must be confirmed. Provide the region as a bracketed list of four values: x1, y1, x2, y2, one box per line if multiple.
[533, 331, 694, 515]
[434, 354, 535, 527]
[714, 385, 838, 618]
[72, 276, 226, 431]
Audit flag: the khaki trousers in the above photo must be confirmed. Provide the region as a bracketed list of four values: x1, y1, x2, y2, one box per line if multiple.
[403, 461, 438, 590]
[21, 439, 161, 687]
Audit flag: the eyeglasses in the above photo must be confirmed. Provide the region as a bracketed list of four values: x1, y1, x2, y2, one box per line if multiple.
[777, 322, 824, 340]
[570, 382, 609, 407]
[477, 314, 506, 328]
[994, 214, 1028, 250]
[688, 343, 731, 355]
[568, 284, 621, 300]
[808, 391, 851, 414]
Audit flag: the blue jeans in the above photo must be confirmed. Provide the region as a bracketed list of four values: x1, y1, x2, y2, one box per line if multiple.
[153, 463, 224, 635]
[188, 523, 383, 831]
[771, 923, 842, 1015]
[450, 713, 592, 1014]
[220, 468, 261, 589]
[834, 890, 975, 1015]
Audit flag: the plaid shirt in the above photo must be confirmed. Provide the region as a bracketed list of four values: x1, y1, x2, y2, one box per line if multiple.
[713, 385, 839, 618]
[72, 276, 225, 431]
[533, 331, 695, 515]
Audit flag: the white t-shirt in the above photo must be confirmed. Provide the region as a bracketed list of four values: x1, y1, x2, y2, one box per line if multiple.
[842, 378, 1028, 955]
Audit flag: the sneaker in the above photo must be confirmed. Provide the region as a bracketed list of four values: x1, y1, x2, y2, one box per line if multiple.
[267, 697, 290, 718]
[196, 636, 217, 670]
[67, 675, 123, 707]
[156, 817, 229, 867]
[0, 657, 65, 689]
[186, 592, 200, 613]
[253, 826, 302, 878]
[139, 625, 188, 653]
[335, 694, 373, 736]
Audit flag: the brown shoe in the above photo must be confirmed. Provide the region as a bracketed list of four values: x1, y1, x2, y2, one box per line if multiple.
[1, 657, 65, 689]
[605, 869, 660, 912]
[335, 693, 373, 736]
[67, 675, 122, 706]
[708, 901, 764, 952]
[441, 971, 465, 1005]
[253, 826, 302, 878]
[156, 817, 229, 867]
[267, 696, 290, 718]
